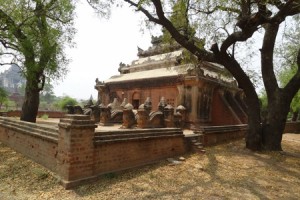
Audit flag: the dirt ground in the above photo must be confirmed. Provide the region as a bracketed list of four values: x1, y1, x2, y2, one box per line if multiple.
[0, 134, 300, 200]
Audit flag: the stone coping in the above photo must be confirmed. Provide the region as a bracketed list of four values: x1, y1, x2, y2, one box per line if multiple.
[194, 124, 248, 134]
[0, 116, 58, 143]
[94, 128, 184, 144]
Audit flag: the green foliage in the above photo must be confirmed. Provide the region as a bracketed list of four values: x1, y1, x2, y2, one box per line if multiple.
[56, 96, 78, 111]
[3, 100, 16, 111]
[258, 90, 268, 116]
[0, 0, 76, 121]
[0, 0, 76, 82]
[278, 22, 300, 112]
[41, 114, 49, 120]
[87, 0, 113, 18]
[279, 64, 300, 112]
[162, 0, 194, 42]
[32, 168, 49, 180]
[0, 87, 8, 109]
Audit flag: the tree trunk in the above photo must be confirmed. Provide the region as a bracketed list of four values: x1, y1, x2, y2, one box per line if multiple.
[20, 82, 40, 123]
[261, 97, 290, 151]
[246, 119, 263, 150]
[262, 121, 284, 151]
[245, 99, 263, 151]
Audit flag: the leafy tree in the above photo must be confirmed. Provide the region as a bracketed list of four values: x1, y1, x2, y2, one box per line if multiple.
[56, 96, 78, 111]
[279, 65, 300, 121]
[0, 0, 75, 122]
[3, 100, 16, 111]
[90, 0, 300, 151]
[278, 26, 300, 121]
[0, 87, 8, 109]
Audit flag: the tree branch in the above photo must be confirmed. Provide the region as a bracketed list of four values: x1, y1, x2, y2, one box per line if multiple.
[151, 0, 215, 61]
[261, 23, 279, 96]
[271, 0, 300, 23]
[0, 39, 20, 51]
[46, 14, 72, 24]
[189, 5, 240, 15]
[0, 62, 13, 66]
[0, 52, 16, 56]
[220, 28, 257, 53]
[219, 0, 297, 53]
[124, 0, 162, 25]
[0, 9, 35, 61]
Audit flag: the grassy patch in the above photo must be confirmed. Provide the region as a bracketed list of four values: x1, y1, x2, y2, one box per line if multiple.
[32, 168, 49, 180]
[41, 114, 49, 120]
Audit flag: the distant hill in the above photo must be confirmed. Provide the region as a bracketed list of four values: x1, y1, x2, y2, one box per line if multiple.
[0, 64, 26, 94]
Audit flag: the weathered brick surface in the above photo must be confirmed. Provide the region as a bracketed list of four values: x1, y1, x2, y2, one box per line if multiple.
[284, 122, 300, 133]
[93, 136, 185, 174]
[0, 116, 186, 188]
[57, 115, 96, 183]
[211, 90, 241, 125]
[0, 117, 58, 172]
[194, 125, 248, 146]
[7, 115, 293, 188]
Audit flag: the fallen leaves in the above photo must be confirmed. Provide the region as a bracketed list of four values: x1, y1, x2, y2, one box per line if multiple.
[0, 134, 300, 199]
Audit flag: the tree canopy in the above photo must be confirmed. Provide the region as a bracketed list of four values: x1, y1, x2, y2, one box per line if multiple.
[0, 0, 76, 122]
[278, 21, 300, 113]
[56, 95, 78, 110]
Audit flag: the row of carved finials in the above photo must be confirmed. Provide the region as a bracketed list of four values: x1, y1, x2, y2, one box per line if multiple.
[66, 97, 187, 129]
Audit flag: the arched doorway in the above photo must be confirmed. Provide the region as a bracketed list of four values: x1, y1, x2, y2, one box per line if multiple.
[132, 92, 141, 109]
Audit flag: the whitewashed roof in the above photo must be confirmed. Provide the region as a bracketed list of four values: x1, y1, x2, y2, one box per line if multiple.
[106, 66, 185, 83]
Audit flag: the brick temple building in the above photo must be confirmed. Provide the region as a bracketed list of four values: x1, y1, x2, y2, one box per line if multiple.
[95, 38, 247, 128]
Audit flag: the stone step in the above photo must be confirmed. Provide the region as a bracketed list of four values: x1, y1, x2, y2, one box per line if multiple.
[94, 131, 182, 141]
[94, 134, 182, 144]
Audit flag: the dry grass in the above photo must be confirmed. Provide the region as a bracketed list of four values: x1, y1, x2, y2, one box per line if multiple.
[1, 134, 300, 200]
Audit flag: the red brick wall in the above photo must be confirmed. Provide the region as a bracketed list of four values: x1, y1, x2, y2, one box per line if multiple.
[284, 122, 300, 133]
[211, 90, 241, 125]
[93, 137, 185, 174]
[0, 120, 58, 172]
[201, 129, 246, 146]
[193, 125, 247, 146]
[56, 115, 186, 188]
[57, 116, 96, 184]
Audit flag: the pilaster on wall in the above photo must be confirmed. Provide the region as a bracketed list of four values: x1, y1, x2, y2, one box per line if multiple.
[57, 115, 96, 188]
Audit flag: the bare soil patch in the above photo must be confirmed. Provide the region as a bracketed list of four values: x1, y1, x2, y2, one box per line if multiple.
[1, 134, 300, 200]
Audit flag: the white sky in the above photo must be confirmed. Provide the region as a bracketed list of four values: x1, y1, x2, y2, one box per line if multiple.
[53, 2, 154, 100]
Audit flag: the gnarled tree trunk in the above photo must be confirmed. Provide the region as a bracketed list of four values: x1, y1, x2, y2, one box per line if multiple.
[246, 106, 263, 151]
[261, 91, 293, 151]
[20, 81, 40, 123]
